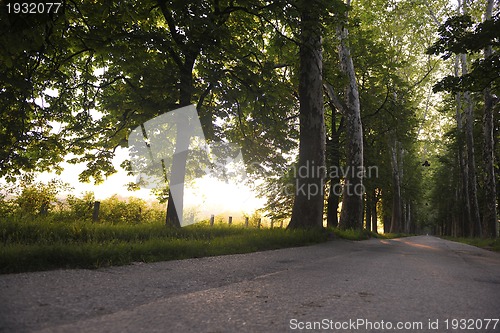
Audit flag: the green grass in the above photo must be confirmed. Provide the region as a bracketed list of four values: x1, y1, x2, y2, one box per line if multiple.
[442, 236, 500, 252]
[0, 216, 414, 274]
[329, 227, 409, 240]
[0, 217, 329, 274]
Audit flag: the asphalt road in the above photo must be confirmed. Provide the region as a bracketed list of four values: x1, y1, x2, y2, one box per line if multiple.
[1, 236, 499, 333]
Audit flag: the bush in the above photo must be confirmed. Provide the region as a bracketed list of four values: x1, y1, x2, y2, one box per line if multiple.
[98, 195, 164, 224]
[2, 177, 71, 218]
[66, 192, 95, 221]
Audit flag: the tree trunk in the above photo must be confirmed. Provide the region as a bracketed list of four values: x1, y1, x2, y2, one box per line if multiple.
[326, 107, 342, 228]
[383, 213, 390, 234]
[405, 202, 411, 234]
[482, 0, 498, 238]
[327, 177, 340, 228]
[460, 53, 482, 237]
[454, 55, 471, 237]
[288, 0, 326, 229]
[338, 1, 364, 230]
[371, 189, 378, 233]
[365, 192, 372, 232]
[457, 0, 481, 237]
[389, 142, 402, 233]
[165, 55, 197, 227]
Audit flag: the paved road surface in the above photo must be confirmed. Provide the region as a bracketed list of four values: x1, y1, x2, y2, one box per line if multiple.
[1, 236, 499, 332]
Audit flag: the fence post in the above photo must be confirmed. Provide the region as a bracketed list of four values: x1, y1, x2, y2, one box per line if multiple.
[258, 218, 261, 229]
[92, 201, 100, 222]
[210, 214, 214, 227]
[228, 216, 232, 226]
[245, 217, 249, 227]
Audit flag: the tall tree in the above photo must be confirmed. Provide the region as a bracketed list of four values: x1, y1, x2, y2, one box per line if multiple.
[337, 0, 364, 230]
[481, 0, 497, 238]
[288, 0, 326, 229]
[454, 55, 471, 237]
[324, 85, 343, 228]
[427, 1, 499, 237]
[389, 141, 402, 233]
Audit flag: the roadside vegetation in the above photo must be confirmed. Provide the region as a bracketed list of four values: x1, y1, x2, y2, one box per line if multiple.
[442, 236, 500, 253]
[0, 215, 411, 274]
[0, 181, 414, 274]
[0, 217, 331, 274]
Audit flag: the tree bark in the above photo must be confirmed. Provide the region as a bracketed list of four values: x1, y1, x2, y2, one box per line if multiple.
[481, 0, 498, 238]
[165, 55, 197, 227]
[288, 0, 326, 229]
[326, 97, 342, 228]
[365, 192, 372, 232]
[371, 189, 378, 233]
[460, 53, 482, 237]
[389, 142, 402, 233]
[337, 2, 364, 230]
[457, 0, 481, 237]
[454, 55, 471, 237]
[327, 170, 340, 228]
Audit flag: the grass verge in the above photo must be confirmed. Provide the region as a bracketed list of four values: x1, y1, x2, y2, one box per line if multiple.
[329, 227, 409, 240]
[0, 218, 328, 274]
[442, 236, 500, 252]
[0, 217, 412, 274]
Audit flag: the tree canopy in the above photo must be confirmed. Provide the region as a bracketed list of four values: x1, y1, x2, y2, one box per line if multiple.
[1, 0, 498, 236]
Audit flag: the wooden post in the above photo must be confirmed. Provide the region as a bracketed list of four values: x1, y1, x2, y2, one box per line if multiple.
[92, 201, 100, 222]
[280, 220, 284, 228]
[271, 219, 274, 229]
[228, 216, 232, 226]
[210, 214, 214, 227]
[245, 217, 249, 227]
[258, 218, 261, 229]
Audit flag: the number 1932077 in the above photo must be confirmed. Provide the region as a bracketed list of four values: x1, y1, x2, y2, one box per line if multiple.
[6, 2, 62, 14]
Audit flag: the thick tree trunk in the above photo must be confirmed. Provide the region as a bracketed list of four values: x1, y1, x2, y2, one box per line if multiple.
[456, 0, 481, 237]
[288, 0, 326, 229]
[165, 56, 196, 227]
[454, 55, 471, 237]
[460, 53, 482, 237]
[337, 4, 364, 230]
[482, 0, 498, 238]
[482, 79, 497, 239]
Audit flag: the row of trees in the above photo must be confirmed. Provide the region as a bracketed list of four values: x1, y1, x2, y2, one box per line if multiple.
[1, 0, 497, 236]
[427, 0, 499, 238]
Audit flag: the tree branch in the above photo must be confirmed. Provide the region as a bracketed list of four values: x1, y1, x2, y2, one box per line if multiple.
[323, 82, 347, 115]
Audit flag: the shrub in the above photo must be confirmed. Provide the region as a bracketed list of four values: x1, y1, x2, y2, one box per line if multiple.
[98, 195, 164, 224]
[66, 192, 95, 221]
[3, 177, 71, 217]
